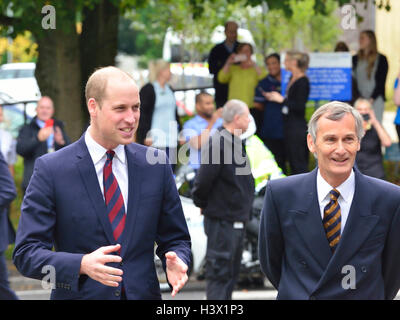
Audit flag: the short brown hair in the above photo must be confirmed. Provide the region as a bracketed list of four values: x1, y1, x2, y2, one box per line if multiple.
[85, 66, 134, 107]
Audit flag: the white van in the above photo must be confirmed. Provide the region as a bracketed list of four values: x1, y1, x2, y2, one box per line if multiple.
[0, 62, 41, 103]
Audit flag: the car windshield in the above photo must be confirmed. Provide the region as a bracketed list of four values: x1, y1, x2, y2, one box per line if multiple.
[0, 68, 35, 79]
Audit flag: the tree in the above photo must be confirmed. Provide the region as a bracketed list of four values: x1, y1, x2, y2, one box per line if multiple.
[0, 0, 391, 139]
[0, 0, 145, 140]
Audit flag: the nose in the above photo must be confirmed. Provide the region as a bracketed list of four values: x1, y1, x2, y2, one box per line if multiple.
[125, 109, 137, 125]
[334, 140, 347, 155]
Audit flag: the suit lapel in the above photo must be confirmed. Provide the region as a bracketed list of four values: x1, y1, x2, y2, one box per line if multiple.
[313, 168, 380, 291]
[291, 168, 332, 270]
[75, 136, 116, 245]
[120, 145, 141, 256]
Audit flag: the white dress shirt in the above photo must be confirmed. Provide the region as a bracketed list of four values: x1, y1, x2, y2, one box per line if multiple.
[84, 128, 128, 213]
[0, 128, 17, 165]
[316, 169, 355, 233]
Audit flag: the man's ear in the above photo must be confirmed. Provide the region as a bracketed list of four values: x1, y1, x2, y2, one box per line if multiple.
[87, 98, 98, 117]
[307, 133, 315, 153]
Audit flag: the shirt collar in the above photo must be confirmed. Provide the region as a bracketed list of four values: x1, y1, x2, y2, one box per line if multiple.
[84, 127, 126, 165]
[317, 168, 355, 203]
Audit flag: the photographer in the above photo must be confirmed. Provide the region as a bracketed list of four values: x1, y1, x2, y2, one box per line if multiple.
[355, 98, 391, 179]
[218, 43, 266, 132]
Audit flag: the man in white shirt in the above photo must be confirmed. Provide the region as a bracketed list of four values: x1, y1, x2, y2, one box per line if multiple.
[13, 66, 191, 300]
[259, 101, 400, 300]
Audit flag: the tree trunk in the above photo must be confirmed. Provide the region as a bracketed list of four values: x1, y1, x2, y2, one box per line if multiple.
[34, 23, 83, 142]
[80, 0, 120, 125]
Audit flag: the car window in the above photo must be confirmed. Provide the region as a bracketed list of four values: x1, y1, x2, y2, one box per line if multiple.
[0, 68, 34, 79]
[0, 69, 18, 79]
[18, 69, 35, 78]
[1, 103, 35, 138]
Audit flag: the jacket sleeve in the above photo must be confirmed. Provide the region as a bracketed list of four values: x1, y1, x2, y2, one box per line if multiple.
[283, 77, 310, 114]
[13, 157, 84, 293]
[217, 67, 231, 84]
[258, 182, 284, 290]
[382, 202, 400, 299]
[371, 54, 388, 101]
[191, 136, 222, 209]
[208, 45, 220, 75]
[0, 152, 16, 210]
[137, 83, 155, 145]
[16, 125, 42, 158]
[155, 151, 192, 272]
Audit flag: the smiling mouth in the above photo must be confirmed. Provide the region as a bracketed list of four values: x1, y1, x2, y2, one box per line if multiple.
[120, 128, 133, 133]
[332, 158, 348, 164]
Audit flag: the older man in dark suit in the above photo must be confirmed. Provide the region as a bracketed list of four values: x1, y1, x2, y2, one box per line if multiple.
[259, 101, 400, 299]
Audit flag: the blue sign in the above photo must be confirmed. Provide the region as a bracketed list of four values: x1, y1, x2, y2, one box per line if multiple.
[281, 52, 352, 101]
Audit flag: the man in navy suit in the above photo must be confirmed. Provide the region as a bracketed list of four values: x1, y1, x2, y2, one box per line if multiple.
[0, 152, 17, 300]
[13, 66, 191, 300]
[259, 101, 400, 300]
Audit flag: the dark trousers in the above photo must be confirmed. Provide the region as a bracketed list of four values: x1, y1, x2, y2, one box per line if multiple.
[204, 216, 245, 300]
[0, 252, 18, 300]
[250, 108, 264, 138]
[284, 119, 309, 174]
[263, 138, 287, 175]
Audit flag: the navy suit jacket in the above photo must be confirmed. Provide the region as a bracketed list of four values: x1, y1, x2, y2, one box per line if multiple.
[0, 152, 16, 253]
[259, 167, 400, 300]
[13, 135, 191, 300]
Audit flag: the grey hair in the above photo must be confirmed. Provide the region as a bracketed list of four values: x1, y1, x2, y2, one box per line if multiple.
[308, 101, 364, 142]
[353, 97, 372, 109]
[222, 99, 248, 123]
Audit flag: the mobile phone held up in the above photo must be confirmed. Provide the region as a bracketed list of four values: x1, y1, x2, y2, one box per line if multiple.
[233, 54, 247, 63]
[45, 119, 54, 128]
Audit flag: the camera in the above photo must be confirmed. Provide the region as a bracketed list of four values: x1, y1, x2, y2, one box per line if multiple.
[362, 114, 370, 121]
[233, 54, 247, 63]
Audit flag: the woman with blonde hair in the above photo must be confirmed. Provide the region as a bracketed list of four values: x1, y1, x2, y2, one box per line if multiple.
[262, 50, 310, 174]
[137, 59, 181, 171]
[353, 30, 388, 123]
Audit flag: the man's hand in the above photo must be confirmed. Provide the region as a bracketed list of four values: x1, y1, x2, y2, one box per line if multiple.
[165, 251, 188, 297]
[80, 244, 123, 287]
[54, 126, 66, 146]
[37, 126, 53, 142]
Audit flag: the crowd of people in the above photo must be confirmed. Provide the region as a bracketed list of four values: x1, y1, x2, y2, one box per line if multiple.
[1, 20, 400, 301]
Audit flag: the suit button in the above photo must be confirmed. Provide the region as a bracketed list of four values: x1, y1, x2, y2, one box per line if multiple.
[361, 266, 367, 273]
[120, 262, 124, 267]
[300, 260, 307, 267]
[115, 290, 121, 297]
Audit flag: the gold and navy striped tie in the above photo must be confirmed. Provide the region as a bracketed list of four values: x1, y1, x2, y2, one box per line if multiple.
[323, 189, 341, 251]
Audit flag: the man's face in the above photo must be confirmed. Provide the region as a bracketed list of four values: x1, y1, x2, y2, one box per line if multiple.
[235, 107, 250, 134]
[196, 95, 215, 119]
[36, 98, 54, 122]
[266, 56, 280, 78]
[89, 77, 140, 149]
[307, 113, 360, 187]
[225, 23, 238, 43]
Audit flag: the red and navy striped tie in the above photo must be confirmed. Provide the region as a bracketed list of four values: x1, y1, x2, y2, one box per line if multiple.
[103, 150, 126, 242]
